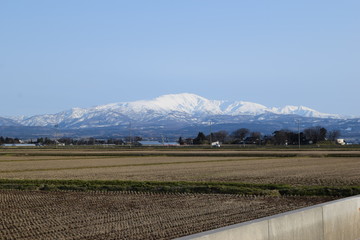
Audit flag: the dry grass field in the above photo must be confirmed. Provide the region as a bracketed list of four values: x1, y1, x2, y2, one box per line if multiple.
[0, 147, 359, 239]
[0, 190, 335, 240]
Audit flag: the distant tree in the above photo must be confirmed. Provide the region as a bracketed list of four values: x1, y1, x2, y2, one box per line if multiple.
[178, 137, 185, 145]
[250, 131, 261, 139]
[134, 136, 142, 142]
[320, 127, 327, 141]
[123, 136, 142, 144]
[43, 137, 54, 145]
[211, 131, 228, 143]
[249, 131, 262, 145]
[327, 130, 341, 141]
[262, 135, 274, 145]
[88, 137, 96, 145]
[272, 130, 293, 145]
[193, 132, 207, 145]
[58, 137, 73, 145]
[304, 126, 327, 143]
[106, 138, 124, 145]
[231, 128, 249, 143]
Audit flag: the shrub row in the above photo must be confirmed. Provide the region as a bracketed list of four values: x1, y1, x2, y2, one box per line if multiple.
[0, 179, 359, 197]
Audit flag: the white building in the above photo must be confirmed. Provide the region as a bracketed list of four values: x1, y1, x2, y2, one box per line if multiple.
[336, 139, 346, 145]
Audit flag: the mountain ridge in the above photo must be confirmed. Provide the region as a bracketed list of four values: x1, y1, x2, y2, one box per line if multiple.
[1, 93, 345, 129]
[1, 93, 359, 140]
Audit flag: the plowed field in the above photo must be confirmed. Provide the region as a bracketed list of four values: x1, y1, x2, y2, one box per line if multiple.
[0, 148, 358, 239]
[0, 190, 335, 240]
[1, 149, 359, 186]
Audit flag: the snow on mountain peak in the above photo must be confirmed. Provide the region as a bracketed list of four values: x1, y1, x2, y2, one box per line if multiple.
[145, 93, 211, 113]
[103, 93, 223, 115]
[272, 105, 340, 118]
[12, 93, 343, 128]
[223, 101, 269, 115]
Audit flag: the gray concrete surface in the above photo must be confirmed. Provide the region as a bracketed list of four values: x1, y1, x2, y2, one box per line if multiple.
[176, 195, 360, 240]
[323, 197, 360, 240]
[268, 207, 323, 240]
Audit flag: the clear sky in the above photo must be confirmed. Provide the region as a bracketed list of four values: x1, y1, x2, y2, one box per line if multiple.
[1, 1, 359, 116]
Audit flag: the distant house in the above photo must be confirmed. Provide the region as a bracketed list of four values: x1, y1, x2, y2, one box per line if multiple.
[211, 141, 221, 147]
[138, 141, 164, 146]
[244, 137, 260, 144]
[2, 144, 36, 147]
[137, 141, 180, 147]
[163, 142, 180, 147]
[336, 139, 346, 145]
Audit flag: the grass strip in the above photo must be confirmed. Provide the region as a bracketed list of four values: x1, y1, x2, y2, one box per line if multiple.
[0, 179, 359, 197]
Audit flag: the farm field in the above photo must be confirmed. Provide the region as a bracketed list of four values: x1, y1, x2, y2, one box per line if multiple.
[0, 149, 360, 186]
[0, 190, 336, 240]
[0, 147, 359, 239]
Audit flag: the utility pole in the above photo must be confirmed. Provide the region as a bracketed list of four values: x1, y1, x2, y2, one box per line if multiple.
[296, 119, 301, 149]
[128, 122, 132, 148]
[54, 124, 59, 148]
[209, 121, 212, 146]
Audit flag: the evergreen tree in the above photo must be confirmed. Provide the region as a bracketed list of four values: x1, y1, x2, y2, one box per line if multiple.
[193, 132, 207, 145]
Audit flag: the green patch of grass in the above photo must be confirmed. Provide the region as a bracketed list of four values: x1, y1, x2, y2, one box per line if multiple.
[0, 179, 359, 197]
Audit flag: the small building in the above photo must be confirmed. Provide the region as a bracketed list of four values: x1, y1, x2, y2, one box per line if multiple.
[163, 142, 180, 147]
[138, 141, 164, 146]
[336, 139, 346, 145]
[2, 144, 37, 147]
[137, 141, 180, 147]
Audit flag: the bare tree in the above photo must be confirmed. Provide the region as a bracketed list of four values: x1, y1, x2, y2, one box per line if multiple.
[272, 130, 291, 145]
[304, 126, 327, 143]
[231, 128, 249, 143]
[249, 131, 262, 145]
[211, 131, 228, 143]
[327, 130, 341, 141]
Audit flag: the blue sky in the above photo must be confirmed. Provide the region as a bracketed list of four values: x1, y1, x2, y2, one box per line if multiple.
[1, 1, 359, 116]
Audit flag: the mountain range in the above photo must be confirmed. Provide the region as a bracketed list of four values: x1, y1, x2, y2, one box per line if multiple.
[1, 93, 359, 140]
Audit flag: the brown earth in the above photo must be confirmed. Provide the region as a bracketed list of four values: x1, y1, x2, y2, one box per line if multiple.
[1, 149, 359, 186]
[0, 190, 336, 240]
[0, 149, 358, 239]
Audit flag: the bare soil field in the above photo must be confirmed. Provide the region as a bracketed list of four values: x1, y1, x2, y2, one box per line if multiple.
[1, 149, 359, 186]
[2, 148, 360, 156]
[0, 190, 336, 240]
[0, 148, 358, 239]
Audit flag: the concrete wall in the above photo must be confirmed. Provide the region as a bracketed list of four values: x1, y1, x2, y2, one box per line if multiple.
[176, 195, 360, 240]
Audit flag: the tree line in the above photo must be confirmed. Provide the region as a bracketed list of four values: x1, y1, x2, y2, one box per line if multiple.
[0, 137, 127, 146]
[182, 126, 341, 145]
[0, 126, 341, 146]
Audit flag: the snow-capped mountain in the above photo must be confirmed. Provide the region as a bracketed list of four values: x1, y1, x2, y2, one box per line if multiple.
[2, 93, 360, 139]
[0, 117, 22, 127]
[271, 105, 340, 119]
[1, 93, 342, 129]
